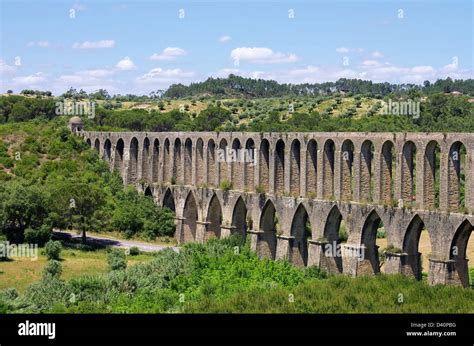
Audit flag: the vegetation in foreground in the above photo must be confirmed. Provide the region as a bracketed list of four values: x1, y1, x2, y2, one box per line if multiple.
[1, 236, 473, 314]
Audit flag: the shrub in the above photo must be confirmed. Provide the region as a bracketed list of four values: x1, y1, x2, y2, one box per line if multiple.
[219, 180, 232, 192]
[42, 260, 63, 279]
[44, 240, 62, 260]
[128, 247, 140, 256]
[24, 225, 51, 246]
[107, 248, 127, 271]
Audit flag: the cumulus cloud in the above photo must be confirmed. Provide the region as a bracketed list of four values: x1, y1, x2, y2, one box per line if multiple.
[372, 51, 384, 58]
[116, 56, 136, 70]
[230, 47, 298, 64]
[136, 68, 195, 84]
[219, 35, 231, 43]
[11, 73, 47, 86]
[149, 47, 187, 61]
[72, 40, 115, 49]
[336, 47, 364, 54]
[0, 59, 17, 74]
[27, 41, 51, 48]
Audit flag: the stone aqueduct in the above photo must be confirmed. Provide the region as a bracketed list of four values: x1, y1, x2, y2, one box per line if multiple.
[79, 130, 474, 287]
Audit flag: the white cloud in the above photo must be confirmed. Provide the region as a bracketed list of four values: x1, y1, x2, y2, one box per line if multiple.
[0, 60, 17, 74]
[27, 41, 51, 48]
[230, 47, 298, 64]
[219, 35, 231, 43]
[116, 56, 136, 71]
[72, 40, 115, 49]
[136, 68, 195, 84]
[336, 47, 349, 53]
[372, 51, 384, 58]
[362, 60, 381, 67]
[11, 73, 47, 86]
[76, 69, 115, 77]
[149, 47, 187, 61]
[72, 3, 86, 11]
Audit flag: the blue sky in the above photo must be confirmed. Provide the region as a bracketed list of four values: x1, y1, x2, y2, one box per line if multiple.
[0, 0, 472, 95]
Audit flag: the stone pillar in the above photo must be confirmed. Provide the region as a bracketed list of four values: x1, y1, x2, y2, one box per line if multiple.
[316, 149, 324, 200]
[429, 258, 470, 287]
[220, 225, 236, 239]
[415, 143, 425, 209]
[159, 140, 165, 184]
[384, 252, 405, 275]
[308, 239, 343, 274]
[276, 235, 293, 261]
[195, 221, 209, 243]
[247, 230, 262, 253]
[353, 150, 361, 202]
[342, 243, 367, 277]
[439, 151, 449, 211]
[191, 144, 197, 186]
[122, 148, 130, 185]
[373, 150, 382, 204]
[137, 144, 144, 181]
[175, 216, 185, 245]
[300, 146, 307, 197]
[203, 143, 209, 186]
[334, 150, 342, 200]
[466, 147, 474, 211]
[269, 145, 275, 194]
[180, 143, 185, 185]
[284, 147, 291, 195]
[394, 150, 403, 202]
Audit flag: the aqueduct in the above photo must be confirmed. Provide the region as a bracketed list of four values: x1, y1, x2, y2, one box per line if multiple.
[80, 130, 474, 287]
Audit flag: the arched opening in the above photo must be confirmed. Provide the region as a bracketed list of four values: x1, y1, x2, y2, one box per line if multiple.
[290, 139, 301, 196]
[360, 140, 374, 202]
[231, 197, 247, 243]
[173, 138, 182, 184]
[183, 192, 198, 242]
[86, 138, 91, 147]
[163, 188, 176, 212]
[104, 139, 112, 161]
[258, 200, 278, 260]
[152, 139, 159, 183]
[128, 137, 139, 184]
[231, 139, 243, 190]
[184, 138, 192, 185]
[323, 139, 335, 199]
[401, 141, 417, 206]
[196, 138, 204, 185]
[400, 215, 426, 280]
[114, 138, 124, 171]
[219, 139, 228, 185]
[142, 137, 150, 181]
[381, 141, 395, 204]
[163, 139, 171, 183]
[423, 141, 440, 209]
[323, 206, 344, 273]
[290, 204, 311, 267]
[448, 142, 467, 212]
[274, 140, 285, 195]
[259, 139, 270, 191]
[144, 186, 153, 197]
[360, 210, 383, 275]
[341, 140, 354, 201]
[207, 139, 216, 187]
[450, 220, 473, 287]
[244, 139, 255, 191]
[94, 138, 100, 153]
[306, 140, 317, 197]
[206, 195, 222, 240]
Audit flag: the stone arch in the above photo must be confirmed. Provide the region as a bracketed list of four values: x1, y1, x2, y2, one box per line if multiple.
[196, 138, 204, 185]
[183, 191, 198, 242]
[274, 140, 285, 195]
[219, 139, 228, 185]
[322, 139, 335, 199]
[341, 139, 354, 201]
[86, 138, 91, 146]
[231, 138, 243, 190]
[360, 210, 382, 274]
[207, 139, 216, 187]
[258, 200, 278, 259]
[290, 139, 301, 196]
[401, 141, 417, 205]
[381, 141, 395, 204]
[423, 141, 440, 209]
[94, 138, 100, 152]
[449, 220, 473, 287]
[323, 205, 344, 273]
[402, 214, 426, 280]
[448, 141, 467, 211]
[184, 138, 192, 185]
[128, 137, 139, 184]
[289, 204, 311, 267]
[163, 139, 171, 183]
[114, 138, 124, 171]
[173, 138, 182, 183]
[104, 139, 112, 161]
[152, 139, 159, 183]
[244, 138, 255, 191]
[306, 139, 317, 197]
[144, 186, 153, 197]
[231, 196, 247, 242]
[360, 140, 374, 202]
[206, 194, 222, 240]
[142, 137, 150, 181]
[163, 188, 176, 212]
[259, 139, 270, 191]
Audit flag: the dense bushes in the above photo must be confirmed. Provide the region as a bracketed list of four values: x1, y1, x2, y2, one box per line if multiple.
[107, 249, 127, 271]
[44, 240, 62, 260]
